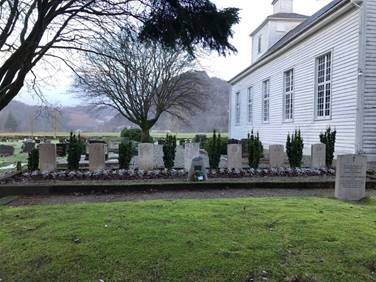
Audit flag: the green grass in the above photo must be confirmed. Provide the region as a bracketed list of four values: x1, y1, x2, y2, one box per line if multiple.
[1, 197, 376, 281]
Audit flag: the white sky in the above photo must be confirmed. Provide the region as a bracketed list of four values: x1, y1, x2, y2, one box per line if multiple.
[15, 0, 332, 107]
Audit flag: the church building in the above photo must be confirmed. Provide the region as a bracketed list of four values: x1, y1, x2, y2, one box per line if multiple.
[229, 0, 376, 160]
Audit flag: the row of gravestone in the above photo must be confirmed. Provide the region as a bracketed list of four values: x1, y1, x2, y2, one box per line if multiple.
[36, 143, 369, 202]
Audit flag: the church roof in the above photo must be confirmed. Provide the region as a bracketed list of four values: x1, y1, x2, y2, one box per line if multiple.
[230, 0, 348, 84]
[260, 0, 343, 60]
[250, 12, 308, 36]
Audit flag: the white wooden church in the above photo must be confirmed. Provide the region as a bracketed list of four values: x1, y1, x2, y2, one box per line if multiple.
[229, 0, 376, 160]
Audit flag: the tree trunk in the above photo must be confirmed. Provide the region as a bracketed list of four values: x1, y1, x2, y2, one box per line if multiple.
[140, 127, 151, 143]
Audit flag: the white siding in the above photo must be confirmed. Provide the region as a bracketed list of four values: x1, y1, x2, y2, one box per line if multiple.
[230, 8, 360, 155]
[362, 0, 376, 159]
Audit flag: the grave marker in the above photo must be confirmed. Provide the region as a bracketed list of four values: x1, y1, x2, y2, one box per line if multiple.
[269, 145, 284, 167]
[335, 154, 367, 201]
[311, 143, 326, 169]
[184, 143, 200, 171]
[227, 144, 242, 169]
[89, 143, 106, 171]
[138, 143, 154, 171]
[39, 144, 56, 173]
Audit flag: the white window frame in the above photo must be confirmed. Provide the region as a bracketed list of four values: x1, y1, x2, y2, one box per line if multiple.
[247, 86, 253, 124]
[283, 69, 294, 122]
[262, 79, 270, 123]
[315, 52, 332, 119]
[235, 92, 241, 125]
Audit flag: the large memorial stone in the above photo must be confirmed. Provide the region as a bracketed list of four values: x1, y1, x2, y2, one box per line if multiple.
[269, 145, 284, 167]
[227, 144, 242, 169]
[138, 143, 154, 171]
[335, 154, 367, 201]
[311, 143, 326, 169]
[184, 143, 200, 171]
[39, 144, 56, 173]
[188, 156, 207, 181]
[89, 143, 106, 171]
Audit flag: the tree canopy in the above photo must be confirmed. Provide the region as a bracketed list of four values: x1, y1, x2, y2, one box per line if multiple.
[0, 0, 239, 111]
[76, 30, 205, 142]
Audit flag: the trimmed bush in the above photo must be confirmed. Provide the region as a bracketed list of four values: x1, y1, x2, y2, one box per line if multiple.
[119, 141, 133, 169]
[163, 134, 177, 170]
[286, 129, 304, 168]
[206, 130, 223, 169]
[320, 127, 336, 168]
[67, 132, 83, 170]
[121, 128, 153, 143]
[247, 131, 263, 169]
[27, 148, 39, 171]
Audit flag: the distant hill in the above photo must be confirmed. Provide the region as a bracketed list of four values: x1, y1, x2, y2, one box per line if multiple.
[0, 72, 230, 133]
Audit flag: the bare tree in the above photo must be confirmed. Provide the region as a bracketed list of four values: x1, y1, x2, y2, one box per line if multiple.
[0, 0, 239, 111]
[76, 31, 204, 142]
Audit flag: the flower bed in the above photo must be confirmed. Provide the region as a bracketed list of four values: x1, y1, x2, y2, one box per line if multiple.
[0, 167, 335, 184]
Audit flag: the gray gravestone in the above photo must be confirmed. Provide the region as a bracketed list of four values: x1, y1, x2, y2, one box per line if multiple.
[227, 144, 242, 169]
[89, 143, 106, 171]
[174, 145, 185, 168]
[138, 143, 154, 171]
[311, 143, 326, 169]
[39, 144, 56, 173]
[153, 144, 164, 168]
[335, 154, 367, 201]
[269, 145, 285, 167]
[188, 156, 207, 181]
[184, 143, 200, 171]
[23, 141, 35, 153]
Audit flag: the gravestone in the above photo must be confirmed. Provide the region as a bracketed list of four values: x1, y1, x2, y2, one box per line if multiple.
[153, 144, 164, 168]
[188, 156, 207, 181]
[269, 145, 285, 167]
[0, 145, 14, 157]
[227, 144, 242, 169]
[22, 141, 35, 153]
[174, 145, 185, 168]
[89, 143, 106, 171]
[311, 143, 326, 169]
[39, 144, 56, 173]
[184, 143, 200, 171]
[335, 154, 367, 201]
[56, 143, 67, 157]
[138, 143, 154, 171]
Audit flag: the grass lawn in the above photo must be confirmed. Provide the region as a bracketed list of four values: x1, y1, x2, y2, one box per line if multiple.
[1, 197, 376, 281]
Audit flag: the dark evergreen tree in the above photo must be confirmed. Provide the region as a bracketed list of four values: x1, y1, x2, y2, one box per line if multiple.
[67, 132, 82, 170]
[247, 131, 263, 169]
[163, 134, 177, 170]
[206, 130, 222, 169]
[320, 127, 337, 168]
[286, 129, 304, 168]
[27, 148, 39, 171]
[119, 141, 133, 170]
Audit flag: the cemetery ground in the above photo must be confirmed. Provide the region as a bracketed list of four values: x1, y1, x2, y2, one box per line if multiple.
[1, 196, 376, 281]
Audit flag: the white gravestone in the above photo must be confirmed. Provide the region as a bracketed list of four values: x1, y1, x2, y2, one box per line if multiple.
[39, 144, 56, 173]
[335, 154, 367, 201]
[311, 143, 326, 169]
[227, 144, 242, 170]
[184, 143, 200, 171]
[138, 143, 154, 171]
[269, 145, 285, 167]
[89, 143, 106, 171]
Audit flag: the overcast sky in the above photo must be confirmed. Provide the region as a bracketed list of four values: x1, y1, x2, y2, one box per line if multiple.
[15, 0, 332, 107]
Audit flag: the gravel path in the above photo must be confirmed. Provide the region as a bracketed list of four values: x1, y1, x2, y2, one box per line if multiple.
[6, 188, 376, 206]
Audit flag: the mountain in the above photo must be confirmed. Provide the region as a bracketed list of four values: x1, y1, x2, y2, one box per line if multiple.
[0, 72, 230, 133]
